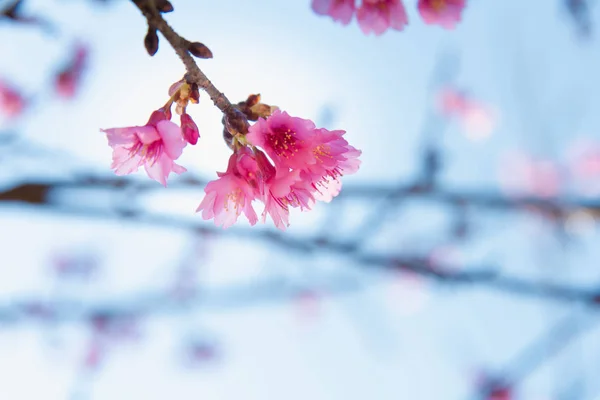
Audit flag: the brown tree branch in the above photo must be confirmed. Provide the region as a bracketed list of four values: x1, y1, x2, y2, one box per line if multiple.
[131, 0, 247, 132]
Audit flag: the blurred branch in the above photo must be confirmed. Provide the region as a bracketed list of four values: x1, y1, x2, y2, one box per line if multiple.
[478, 311, 599, 399]
[3, 189, 600, 308]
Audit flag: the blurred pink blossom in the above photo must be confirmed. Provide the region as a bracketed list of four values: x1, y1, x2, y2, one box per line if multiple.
[312, 0, 355, 25]
[0, 80, 26, 118]
[437, 86, 497, 140]
[55, 43, 89, 99]
[356, 0, 408, 35]
[418, 0, 466, 29]
[567, 140, 600, 196]
[498, 152, 563, 198]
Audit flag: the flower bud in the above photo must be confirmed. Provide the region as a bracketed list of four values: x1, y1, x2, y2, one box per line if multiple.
[188, 42, 213, 59]
[144, 26, 159, 56]
[155, 0, 174, 13]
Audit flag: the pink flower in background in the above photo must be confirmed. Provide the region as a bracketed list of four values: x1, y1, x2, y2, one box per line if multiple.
[0, 80, 26, 118]
[566, 140, 600, 196]
[498, 152, 562, 198]
[437, 86, 497, 140]
[56, 43, 88, 99]
[312, 0, 356, 25]
[180, 112, 200, 145]
[101, 109, 187, 186]
[418, 0, 466, 29]
[356, 0, 408, 35]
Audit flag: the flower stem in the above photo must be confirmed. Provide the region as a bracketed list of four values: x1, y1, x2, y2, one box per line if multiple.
[131, 0, 241, 124]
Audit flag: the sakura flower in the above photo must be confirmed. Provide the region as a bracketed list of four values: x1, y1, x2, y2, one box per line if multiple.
[101, 109, 187, 186]
[356, 0, 408, 35]
[418, 0, 466, 29]
[246, 109, 320, 170]
[312, 0, 355, 25]
[181, 112, 200, 145]
[437, 87, 496, 140]
[0, 80, 26, 118]
[196, 148, 259, 228]
[56, 43, 88, 99]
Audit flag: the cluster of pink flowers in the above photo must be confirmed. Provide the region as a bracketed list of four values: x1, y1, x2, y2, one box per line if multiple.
[197, 109, 361, 230]
[311, 0, 466, 34]
[102, 85, 361, 230]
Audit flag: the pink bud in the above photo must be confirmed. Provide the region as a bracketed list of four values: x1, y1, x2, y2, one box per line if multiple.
[0, 81, 26, 118]
[55, 43, 89, 99]
[180, 112, 199, 145]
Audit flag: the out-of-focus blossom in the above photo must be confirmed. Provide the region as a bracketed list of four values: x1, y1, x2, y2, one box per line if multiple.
[312, 0, 356, 25]
[0, 80, 26, 118]
[356, 0, 408, 35]
[184, 340, 220, 367]
[437, 86, 497, 140]
[55, 43, 89, 99]
[51, 251, 99, 279]
[487, 387, 512, 400]
[498, 152, 563, 198]
[418, 0, 466, 29]
[101, 109, 187, 186]
[293, 288, 323, 323]
[567, 140, 600, 196]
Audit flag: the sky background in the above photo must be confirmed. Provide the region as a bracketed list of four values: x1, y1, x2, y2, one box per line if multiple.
[1, 0, 600, 399]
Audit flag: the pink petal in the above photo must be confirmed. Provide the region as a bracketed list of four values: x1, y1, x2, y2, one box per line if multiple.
[102, 127, 137, 147]
[156, 120, 186, 159]
[136, 125, 161, 144]
[111, 146, 142, 175]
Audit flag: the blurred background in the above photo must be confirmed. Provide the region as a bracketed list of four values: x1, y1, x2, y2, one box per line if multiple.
[1, 0, 600, 399]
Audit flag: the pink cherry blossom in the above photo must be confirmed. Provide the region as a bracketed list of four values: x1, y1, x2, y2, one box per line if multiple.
[180, 112, 200, 145]
[0, 80, 26, 118]
[356, 0, 408, 35]
[437, 87, 496, 140]
[312, 0, 356, 25]
[246, 109, 320, 170]
[56, 43, 88, 99]
[101, 109, 187, 186]
[196, 148, 259, 228]
[199, 111, 361, 230]
[418, 0, 466, 29]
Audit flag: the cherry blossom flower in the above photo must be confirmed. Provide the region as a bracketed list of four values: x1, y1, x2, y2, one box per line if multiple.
[312, 0, 356, 25]
[0, 80, 26, 118]
[356, 0, 408, 35]
[418, 0, 466, 29]
[196, 148, 259, 228]
[56, 43, 88, 99]
[246, 110, 320, 170]
[437, 87, 497, 140]
[101, 109, 187, 186]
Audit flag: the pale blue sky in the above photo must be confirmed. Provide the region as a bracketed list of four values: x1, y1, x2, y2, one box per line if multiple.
[1, 0, 600, 399]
